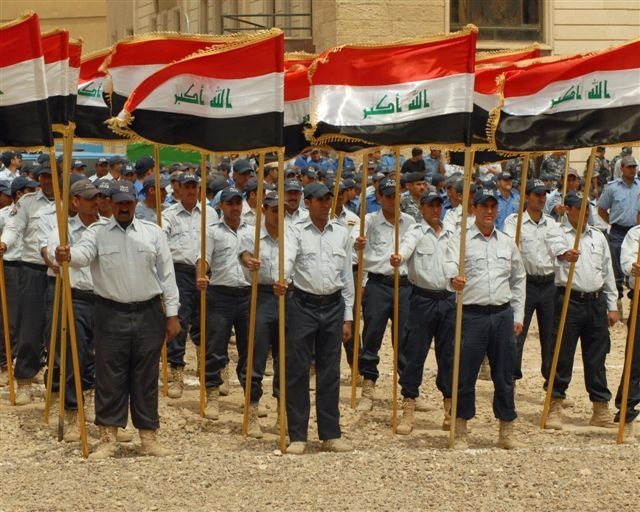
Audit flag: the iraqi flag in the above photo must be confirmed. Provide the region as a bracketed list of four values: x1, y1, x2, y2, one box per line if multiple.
[42, 29, 70, 127]
[284, 56, 313, 157]
[476, 44, 541, 66]
[101, 33, 240, 116]
[308, 26, 477, 147]
[491, 39, 640, 152]
[110, 30, 284, 152]
[76, 49, 123, 140]
[67, 38, 82, 122]
[0, 12, 52, 148]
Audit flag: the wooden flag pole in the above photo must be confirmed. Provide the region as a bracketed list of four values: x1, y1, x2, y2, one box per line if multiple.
[242, 153, 266, 436]
[330, 152, 345, 219]
[57, 286, 68, 442]
[514, 154, 530, 248]
[350, 153, 368, 409]
[49, 134, 89, 457]
[391, 148, 402, 433]
[0, 257, 15, 405]
[198, 152, 208, 417]
[540, 147, 596, 429]
[43, 275, 61, 422]
[560, 151, 571, 223]
[277, 148, 287, 453]
[448, 146, 475, 449]
[153, 144, 169, 397]
[616, 239, 640, 444]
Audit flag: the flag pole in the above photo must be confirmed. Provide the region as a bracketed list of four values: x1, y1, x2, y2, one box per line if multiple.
[153, 144, 169, 397]
[330, 152, 345, 219]
[43, 275, 61, 422]
[561, 151, 571, 223]
[57, 284, 68, 442]
[350, 153, 368, 409]
[198, 152, 208, 417]
[276, 148, 287, 453]
[540, 146, 596, 429]
[0, 258, 15, 405]
[242, 153, 265, 436]
[514, 154, 530, 248]
[391, 147, 402, 433]
[616, 239, 640, 444]
[448, 146, 475, 448]
[49, 133, 89, 457]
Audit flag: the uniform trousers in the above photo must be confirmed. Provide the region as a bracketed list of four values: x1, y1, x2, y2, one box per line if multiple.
[63, 290, 96, 411]
[14, 263, 48, 379]
[204, 286, 249, 389]
[286, 289, 344, 442]
[614, 300, 640, 423]
[457, 304, 517, 421]
[358, 276, 410, 382]
[551, 290, 611, 403]
[399, 288, 454, 399]
[341, 268, 359, 368]
[243, 288, 280, 402]
[516, 277, 556, 382]
[0, 261, 21, 368]
[608, 225, 629, 299]
[94, 296, 165, 429]
[167, 264, 200, 368]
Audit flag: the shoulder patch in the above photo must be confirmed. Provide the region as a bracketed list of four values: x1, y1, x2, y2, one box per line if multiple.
[9, 206, 17, 216]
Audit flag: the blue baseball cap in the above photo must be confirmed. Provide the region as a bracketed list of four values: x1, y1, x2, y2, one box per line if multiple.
[284, 179, 303, 192]
[0, 181, 11, 196]
[379, 178, 397, 196]
[142, 175, 169, 191]
[473, 188, 498, 205]
[303, 182, 332, 199]
[220, 186, 243, 202]
[11, 176, 38, 195]
[94, 179, 113, 197]
[110, 181, 137, 202]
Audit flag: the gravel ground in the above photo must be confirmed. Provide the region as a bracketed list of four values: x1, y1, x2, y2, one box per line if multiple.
[1, 297, 639, 511]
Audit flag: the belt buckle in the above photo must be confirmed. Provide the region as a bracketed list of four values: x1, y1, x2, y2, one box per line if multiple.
[579, 291, 586, 299]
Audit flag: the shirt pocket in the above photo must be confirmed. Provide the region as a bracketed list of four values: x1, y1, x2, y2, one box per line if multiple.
[415, 245, 435, 271]
[332, 246, 347, 270]
[137, 242, 156, 267]
[97, 245, 121, 271]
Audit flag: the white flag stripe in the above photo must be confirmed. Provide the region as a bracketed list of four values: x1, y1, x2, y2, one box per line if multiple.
[311, 74, 473, 127]
[474, 91, 500, 112]
[68, 66, 80, 99]
[45, 60, 69, 97]
[502, 68, 640, 116]
[110, 64, 169, 97]
[134, 72, 284, 119]
[0, 57, 49, 107]
[284, 98, 308, 126]
[77, 77, 109, 108]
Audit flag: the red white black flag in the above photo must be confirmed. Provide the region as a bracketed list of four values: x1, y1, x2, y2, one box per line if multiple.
[76, 49, 123, 140]
[284, 54, 315, 157]
[101, 33, 239, 116]
[0, 12, 52, 148]
[67, 39, 82, 123]
[110, 30, 284, 152]
[42, 29, 70, 127]
[491, 39, 640, 152]
[307, 26, 477, 147]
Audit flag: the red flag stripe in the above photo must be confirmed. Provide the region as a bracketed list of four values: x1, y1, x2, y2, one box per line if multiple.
[42, 30, 69, 63]
[80, 50, 110, 82]
[106, 37, 229, 67]
[0, 12, 43, 67]
[69, 41, 82, 68]
[310, 29, 476, 86]
[502, 40, 640, 97]
[476, 46, 540, 65]
[285, 65, 309, 102]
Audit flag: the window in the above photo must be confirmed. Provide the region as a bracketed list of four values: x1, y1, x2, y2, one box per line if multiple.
[450, 0, 542, 42]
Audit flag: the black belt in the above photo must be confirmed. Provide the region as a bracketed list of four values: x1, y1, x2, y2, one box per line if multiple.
[173, 262, 195, 274]
[293, 288, 342, 306]
[209, 285, 251, 297]
[558, 286, 604, 302]
[352, 264, 359, 272]
[463, 302, 510, 314]
[257, 284, 274, 294]
[2, 260, 21, 268]
[413, 285, 453, 300]
[611, 223, 632, 234]
[72, 288, 95, 302]
[22, 261, 47, 271]
[368, 272, 410, 287]
[527, 273, 555, 284]
[96, 295, 161, 312]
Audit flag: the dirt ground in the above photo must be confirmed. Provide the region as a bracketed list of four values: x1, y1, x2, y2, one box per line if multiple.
[1, 296, 639, 512]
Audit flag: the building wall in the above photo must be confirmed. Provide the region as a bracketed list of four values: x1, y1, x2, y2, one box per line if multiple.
[0, 0, 109, 53]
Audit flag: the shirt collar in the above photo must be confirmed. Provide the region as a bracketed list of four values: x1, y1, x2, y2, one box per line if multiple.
[469, 222, 498, 240]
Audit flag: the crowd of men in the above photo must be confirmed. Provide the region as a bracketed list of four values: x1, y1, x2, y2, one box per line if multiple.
[0, 144, 638, 458]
